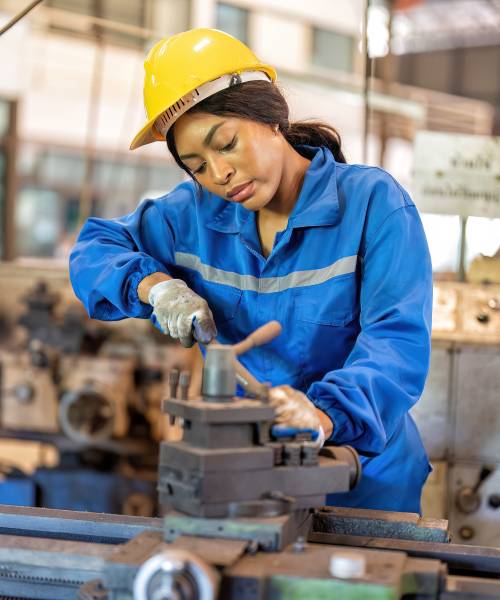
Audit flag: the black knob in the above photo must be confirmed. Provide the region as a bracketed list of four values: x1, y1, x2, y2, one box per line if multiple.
[488, 494, 500, 509]
[476, 313, 490, 324]
[473, 465, 495, 493]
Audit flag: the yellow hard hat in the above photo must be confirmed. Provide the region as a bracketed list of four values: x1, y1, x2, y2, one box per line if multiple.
[130, 28, 277, 150]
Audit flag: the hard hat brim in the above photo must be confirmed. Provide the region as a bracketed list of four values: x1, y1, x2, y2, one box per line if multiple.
[130, 118, 163, 150]
[130, 64, 277, 151]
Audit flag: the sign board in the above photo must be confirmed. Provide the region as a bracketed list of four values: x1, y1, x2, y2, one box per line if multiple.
[412, 131, 500, 219]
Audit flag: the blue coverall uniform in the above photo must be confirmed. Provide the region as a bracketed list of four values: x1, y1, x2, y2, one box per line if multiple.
[70, 145, 433, 512]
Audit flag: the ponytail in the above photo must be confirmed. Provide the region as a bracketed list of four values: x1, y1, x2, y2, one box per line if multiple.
[281, 120, 346, 164]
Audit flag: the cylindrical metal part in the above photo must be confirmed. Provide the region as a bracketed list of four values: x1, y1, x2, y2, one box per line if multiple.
[202, 345, 236, 400]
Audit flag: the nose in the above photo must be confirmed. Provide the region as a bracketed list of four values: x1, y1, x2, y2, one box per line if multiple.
[210, 156, 234, 186]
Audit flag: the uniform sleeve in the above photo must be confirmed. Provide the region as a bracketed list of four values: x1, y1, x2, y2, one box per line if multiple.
[69, 199, 176, 321]
[307, 203, 433, 455]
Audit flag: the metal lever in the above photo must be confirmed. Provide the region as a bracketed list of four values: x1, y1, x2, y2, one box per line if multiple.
[232, 321, 282, 356]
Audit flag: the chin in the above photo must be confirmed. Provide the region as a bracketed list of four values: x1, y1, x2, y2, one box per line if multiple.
[242, 193, 271, 212]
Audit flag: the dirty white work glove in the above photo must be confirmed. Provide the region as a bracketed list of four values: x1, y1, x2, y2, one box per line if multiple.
[148, 279, 217, 348]
[269, 385, 325, 447]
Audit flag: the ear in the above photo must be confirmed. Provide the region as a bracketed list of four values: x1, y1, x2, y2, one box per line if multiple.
[271, 123, 280, 136]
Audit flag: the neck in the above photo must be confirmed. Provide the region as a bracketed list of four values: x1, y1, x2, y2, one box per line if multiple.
[265, 144, 311, 217]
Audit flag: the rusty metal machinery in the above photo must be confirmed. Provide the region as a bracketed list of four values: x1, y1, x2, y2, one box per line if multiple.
[0, 281, 178, 448]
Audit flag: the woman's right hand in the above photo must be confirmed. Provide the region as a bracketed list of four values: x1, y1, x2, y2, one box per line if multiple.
[148, 279, 217, 347]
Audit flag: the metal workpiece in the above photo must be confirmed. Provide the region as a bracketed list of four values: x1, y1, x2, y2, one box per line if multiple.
[202, 344, 237, 400]
[200, 320, 281, 401]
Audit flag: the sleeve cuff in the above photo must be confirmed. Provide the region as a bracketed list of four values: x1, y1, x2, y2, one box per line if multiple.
[128, 265, 168, 318]
[308, 390, 351, 444]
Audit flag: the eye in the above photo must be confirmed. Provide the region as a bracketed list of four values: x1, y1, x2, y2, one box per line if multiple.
[192, 162, 206, 175]
[220, 136, 237, 153]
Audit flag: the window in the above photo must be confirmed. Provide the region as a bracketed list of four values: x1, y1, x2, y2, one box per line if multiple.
[15, 143, 183, 259]
[216, 3, 249, 45]
[465, 217, 500, 270]
[420, 213, 462, 275]
[312, 27, 355, 73]
[46, 0, 148, 48]
[16, 188, 64, 258]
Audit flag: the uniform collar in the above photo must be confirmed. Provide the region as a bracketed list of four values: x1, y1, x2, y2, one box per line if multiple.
[287, 145, 340, 229]
[205, 145, 340, 233]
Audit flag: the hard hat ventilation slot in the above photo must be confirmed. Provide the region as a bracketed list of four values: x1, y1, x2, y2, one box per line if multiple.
[153, 71, 270, 139]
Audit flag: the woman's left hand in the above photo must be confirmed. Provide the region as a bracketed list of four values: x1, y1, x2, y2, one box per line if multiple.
[268, 385, 334, 441]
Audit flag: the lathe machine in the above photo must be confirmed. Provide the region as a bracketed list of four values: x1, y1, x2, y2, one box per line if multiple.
[0, 323, 500, 599]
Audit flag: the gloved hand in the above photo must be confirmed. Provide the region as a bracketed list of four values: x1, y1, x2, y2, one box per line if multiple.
[148, 279, 217, 347]
[268, 384, 325, 447]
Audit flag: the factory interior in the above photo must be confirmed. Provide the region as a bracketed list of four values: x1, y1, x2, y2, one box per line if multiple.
[0, 0, 500, 598]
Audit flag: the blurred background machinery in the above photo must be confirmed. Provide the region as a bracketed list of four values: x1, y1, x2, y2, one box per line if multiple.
[413, 281, 500, 546]
[0, 278, 201, 516]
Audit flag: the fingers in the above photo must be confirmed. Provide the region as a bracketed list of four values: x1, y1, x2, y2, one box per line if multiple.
[154, 302, 216, 348]
[268, 385, 293, 405]
[268, 385, 321, 431]
[179, 334, 195, 348]
[193, 312, 217, 344]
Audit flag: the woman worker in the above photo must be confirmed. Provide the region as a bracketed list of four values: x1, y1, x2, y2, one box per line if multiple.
[70, 28, 433, 513]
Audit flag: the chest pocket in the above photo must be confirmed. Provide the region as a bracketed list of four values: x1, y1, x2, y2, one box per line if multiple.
[295, 272, 359, 326]
[202, 282, 242, 325]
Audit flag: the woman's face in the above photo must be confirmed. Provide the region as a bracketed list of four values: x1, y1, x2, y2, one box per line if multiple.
[173, 112, 285, 211]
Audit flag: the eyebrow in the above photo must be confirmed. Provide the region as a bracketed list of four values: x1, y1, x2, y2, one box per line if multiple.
[179, 121, 226, 160]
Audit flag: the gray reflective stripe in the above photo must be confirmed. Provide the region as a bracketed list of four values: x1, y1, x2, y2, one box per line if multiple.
[174, 252, 357, 293]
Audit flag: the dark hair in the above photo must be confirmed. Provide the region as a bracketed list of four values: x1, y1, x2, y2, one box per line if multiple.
[166, 80, 346, 181]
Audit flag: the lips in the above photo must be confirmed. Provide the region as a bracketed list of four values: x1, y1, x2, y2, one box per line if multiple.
[227, 180, 255, 202]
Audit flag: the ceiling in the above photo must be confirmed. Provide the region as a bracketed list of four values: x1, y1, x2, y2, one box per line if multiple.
[392, 0, 500, 53]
